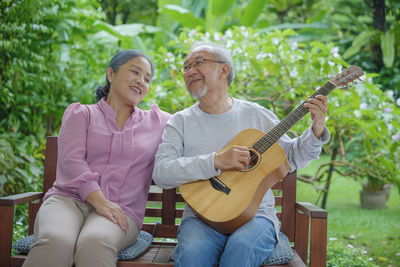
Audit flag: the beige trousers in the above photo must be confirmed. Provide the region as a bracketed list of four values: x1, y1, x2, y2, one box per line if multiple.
[22, 195, 139, 267]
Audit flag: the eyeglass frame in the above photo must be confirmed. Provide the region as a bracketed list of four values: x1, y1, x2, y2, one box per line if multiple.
[182, 57, 226, 73]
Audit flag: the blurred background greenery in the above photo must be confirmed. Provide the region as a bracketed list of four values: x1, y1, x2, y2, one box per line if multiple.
[1, 0, 399, 265]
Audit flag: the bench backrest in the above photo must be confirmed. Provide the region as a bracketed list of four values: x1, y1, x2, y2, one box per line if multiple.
[39, 136, 297, 241]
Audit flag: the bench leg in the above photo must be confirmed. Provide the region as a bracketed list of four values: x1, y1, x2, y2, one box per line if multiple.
[309, 217, 327, 267]
[0, 206, 15, 267]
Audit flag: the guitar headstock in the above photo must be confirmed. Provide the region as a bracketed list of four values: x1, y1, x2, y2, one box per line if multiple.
[330, 65, 364, 87]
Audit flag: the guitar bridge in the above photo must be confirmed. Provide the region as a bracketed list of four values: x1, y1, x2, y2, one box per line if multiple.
[210, 177, 231, 195]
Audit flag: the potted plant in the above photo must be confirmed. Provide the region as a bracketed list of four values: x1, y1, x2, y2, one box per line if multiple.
[333, 83, 400, 209]
[298, 80, 400, 209]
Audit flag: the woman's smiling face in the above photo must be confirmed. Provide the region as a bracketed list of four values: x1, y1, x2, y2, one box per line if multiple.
[107, 56, 152, 107]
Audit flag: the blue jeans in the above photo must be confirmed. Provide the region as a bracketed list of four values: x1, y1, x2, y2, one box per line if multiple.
[174, 216, 277, 267]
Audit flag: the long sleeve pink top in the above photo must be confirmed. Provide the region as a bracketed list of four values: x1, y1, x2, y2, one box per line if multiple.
[44, 98, 170, 229]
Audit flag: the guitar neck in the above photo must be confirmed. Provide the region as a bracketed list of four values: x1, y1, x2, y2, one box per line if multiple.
[253, 81, 336, 154]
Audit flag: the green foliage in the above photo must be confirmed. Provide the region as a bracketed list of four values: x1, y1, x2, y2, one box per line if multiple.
[327, 240, 376, 267]
[99, 0, 158, 26]
[0, 133, 43, 196]
[142, 27, 400, 196]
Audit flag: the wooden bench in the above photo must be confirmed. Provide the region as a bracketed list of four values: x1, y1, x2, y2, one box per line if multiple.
[0, 136, 327, 267]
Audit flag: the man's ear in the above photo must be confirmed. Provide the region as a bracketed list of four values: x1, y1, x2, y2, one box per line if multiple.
[220, 63, 230, 80]
[106, 68, 114, 83]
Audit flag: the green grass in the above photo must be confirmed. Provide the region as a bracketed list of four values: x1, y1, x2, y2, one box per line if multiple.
[297, 155, 400, 267]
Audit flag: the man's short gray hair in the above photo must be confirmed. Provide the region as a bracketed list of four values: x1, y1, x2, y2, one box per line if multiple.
[189, 42, 235, 86]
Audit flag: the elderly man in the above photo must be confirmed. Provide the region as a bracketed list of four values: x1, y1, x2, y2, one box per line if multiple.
[153, 42, 330, 267]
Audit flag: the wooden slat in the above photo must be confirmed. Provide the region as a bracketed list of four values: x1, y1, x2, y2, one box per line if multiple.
[281, 171, 296, 241]
[0, 192, 42, 206]
[147, 193, 162, 201]
[153, 246, 174, 263]
[296, 202, 327, 218]
[175, 194, 184, 202]
[161, 189, 176, 225]
[141, 224, 178, 239]
[272, 181, 283, 189]
[274, 197, 282, 206]
[175, 209, 183, 218]
[295, 208, 309, 264]
[29, 201, 42, 235]
[43, 137, 58, 194]
[144, 208, 162, 217]
[0, 206, 14, 267]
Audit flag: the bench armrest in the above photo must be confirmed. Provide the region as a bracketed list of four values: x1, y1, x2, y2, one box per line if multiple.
[0, 192, 43, 206]
[295, 201, 327, 218]
[294, 201, 327, 267]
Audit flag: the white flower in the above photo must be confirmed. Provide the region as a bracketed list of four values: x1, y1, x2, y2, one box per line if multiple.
[330, 47, 339, 58]
[393, 133, 400, 142]
[225, 30, 233, 38]
[328, 60, 335, 66]
[189, 29, 197, 37]
[396, 98, 400, 106]
[329, 237, 337, 241]
[256, 52, 266, 60]
[292, 41, 298, 49]
[226, 40, 234, 48]
[347, 244, 354, 249]
[360, 103, 367, 110]
[213, 32, 220, 41]
[166, 52, 175, 63]
[205, 32, 210, 39]
[387, 90, 394, 98]
[290, 69, 298, 78]
[272, 38, 279, 45]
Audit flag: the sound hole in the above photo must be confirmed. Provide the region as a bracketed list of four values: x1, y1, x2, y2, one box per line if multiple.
[242, 149, 260, 172]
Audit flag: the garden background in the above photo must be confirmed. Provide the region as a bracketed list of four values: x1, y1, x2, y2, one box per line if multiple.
[1, 0, 399, 266]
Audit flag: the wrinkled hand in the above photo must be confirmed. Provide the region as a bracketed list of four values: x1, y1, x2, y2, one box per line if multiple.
[214, 145, 250, 171]
[304, 95, 328, 139]
[86, 190, 129, 233]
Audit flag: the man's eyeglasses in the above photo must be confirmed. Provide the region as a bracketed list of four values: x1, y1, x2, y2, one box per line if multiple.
[183, 58, 226, 73]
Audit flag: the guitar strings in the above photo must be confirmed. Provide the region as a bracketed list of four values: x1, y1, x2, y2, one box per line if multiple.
[252, 82, 335, 155]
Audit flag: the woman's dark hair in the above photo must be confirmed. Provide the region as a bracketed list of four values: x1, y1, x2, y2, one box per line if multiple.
[94, 50, 154, 101]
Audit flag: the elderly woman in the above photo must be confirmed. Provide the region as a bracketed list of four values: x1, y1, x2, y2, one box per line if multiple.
[23, 50, 170, 267]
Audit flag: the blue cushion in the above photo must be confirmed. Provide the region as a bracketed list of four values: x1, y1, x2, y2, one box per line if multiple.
[12, 230, 153, 261]
[118, 231, 153, 260]
[262, 231, 294, 265]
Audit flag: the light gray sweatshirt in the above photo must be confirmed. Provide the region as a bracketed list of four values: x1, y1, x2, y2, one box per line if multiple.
[153, 98, 330, 235]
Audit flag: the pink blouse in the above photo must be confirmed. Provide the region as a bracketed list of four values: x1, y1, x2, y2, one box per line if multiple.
[44, 98, 170, 229]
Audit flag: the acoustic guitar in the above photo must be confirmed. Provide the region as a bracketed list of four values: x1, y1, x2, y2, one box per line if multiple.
[178, 66, 364, 234]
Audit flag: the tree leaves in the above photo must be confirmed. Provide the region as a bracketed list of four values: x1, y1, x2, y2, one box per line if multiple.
[381, 30, 395, 68]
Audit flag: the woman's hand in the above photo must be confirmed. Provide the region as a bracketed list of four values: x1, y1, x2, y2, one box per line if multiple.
[86, 190, 129, 233]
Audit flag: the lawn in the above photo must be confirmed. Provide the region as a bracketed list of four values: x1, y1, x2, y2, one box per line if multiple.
[297, 155, 400, 267]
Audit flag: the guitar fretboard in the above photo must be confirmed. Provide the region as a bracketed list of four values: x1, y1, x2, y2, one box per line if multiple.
[253, 81, 336, 154]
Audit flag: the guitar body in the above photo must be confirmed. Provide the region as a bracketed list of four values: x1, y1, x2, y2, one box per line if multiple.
[178, 128, 290, 234]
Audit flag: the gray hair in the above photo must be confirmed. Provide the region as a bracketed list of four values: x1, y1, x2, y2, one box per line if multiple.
[189, 42, 235, 86]
[95, 50, 154, 101]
